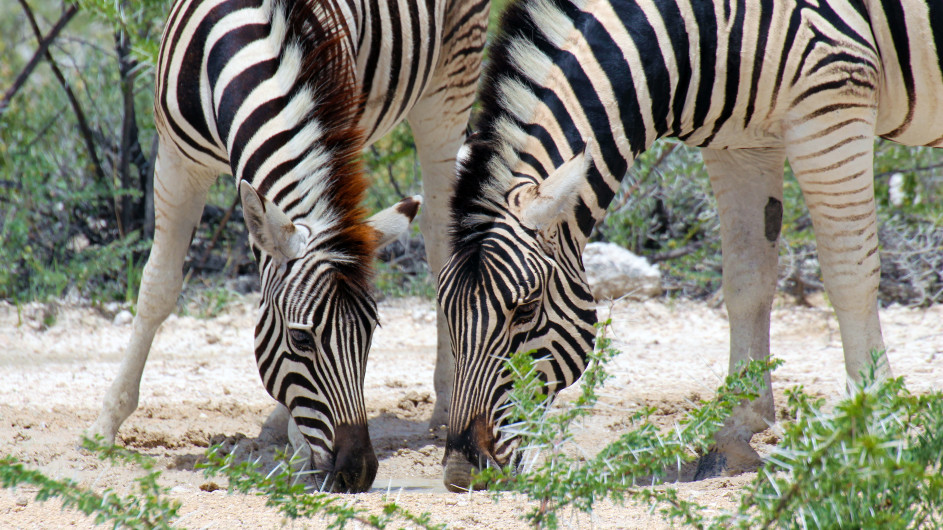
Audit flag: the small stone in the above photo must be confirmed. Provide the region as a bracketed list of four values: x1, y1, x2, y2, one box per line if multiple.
[199, 482, 222, 492]
[113, 310, 133, 326]
[583, 242, 661, 301]
[15, 496, 28, 507]
[205, 333, 220, 344]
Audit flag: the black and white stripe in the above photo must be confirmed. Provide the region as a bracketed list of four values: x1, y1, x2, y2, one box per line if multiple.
[439, 0, 943, 490]
[91, 0, 489, 493]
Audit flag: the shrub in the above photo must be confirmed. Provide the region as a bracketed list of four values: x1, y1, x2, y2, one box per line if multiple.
[478, 334, 943, 529]
[0, 437, 181, 529]
[475, 322, 776, 528]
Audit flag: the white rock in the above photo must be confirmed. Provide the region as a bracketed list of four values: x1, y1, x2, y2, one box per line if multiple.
[582, 242, 661, 300]
[112, 310, 133, 326]
[888, 172, 905, 207]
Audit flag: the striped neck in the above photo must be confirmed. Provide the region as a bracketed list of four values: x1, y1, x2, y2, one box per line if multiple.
[452, 0, 714, 249]
[203, 0, 373, 275]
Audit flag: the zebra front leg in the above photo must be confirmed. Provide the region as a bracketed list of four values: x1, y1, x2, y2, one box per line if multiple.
[406, 0, 488, 429]
[87, 142, 213, 443]
[407, 112, 464, 429]
[694, 147, 785, 480]
[785, 117, 889, 385]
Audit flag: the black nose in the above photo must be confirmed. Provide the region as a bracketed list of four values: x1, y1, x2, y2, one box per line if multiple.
[330, 423, 378, 493]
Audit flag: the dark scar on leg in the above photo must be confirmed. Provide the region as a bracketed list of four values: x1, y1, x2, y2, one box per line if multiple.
[764, 197, 783, 242]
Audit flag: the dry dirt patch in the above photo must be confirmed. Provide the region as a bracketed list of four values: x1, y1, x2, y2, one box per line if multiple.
[0, 295, 940, 528]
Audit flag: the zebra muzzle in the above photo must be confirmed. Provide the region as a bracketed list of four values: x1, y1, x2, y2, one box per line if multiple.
[326, 422, 378, 493]
[442, 451, 478, 492]
[442, 414, 498, 492]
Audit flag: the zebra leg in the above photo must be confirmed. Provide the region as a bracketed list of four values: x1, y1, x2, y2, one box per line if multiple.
[87, 141, 213, 443]
[257, 403, 290, 444]
[693, 147, 785, 480]
[407, 110, 465, 429]
[785, 117, 889, 385]
[406, 6, 487, 428]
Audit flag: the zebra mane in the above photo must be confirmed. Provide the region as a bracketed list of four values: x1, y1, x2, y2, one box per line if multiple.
[450, 0, 585, 252]
[263, 0, 375, 288]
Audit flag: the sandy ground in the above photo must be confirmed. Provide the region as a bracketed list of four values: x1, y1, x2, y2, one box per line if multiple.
[1, 292, 941, 529]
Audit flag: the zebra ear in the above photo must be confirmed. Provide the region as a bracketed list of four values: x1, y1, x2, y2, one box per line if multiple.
[239, 180, 306, 263]
[368, 195, 423, 249]
[517, 146, 591, 231]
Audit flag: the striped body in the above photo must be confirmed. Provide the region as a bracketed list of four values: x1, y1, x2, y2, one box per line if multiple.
[439, 0, 942, 490]
[90, 0, 489, 492]
[156, 0, 468, 173]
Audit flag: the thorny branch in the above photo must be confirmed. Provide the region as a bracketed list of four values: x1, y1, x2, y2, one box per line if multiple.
[17, 0, 108, 189]
[0, 3, 79, 118]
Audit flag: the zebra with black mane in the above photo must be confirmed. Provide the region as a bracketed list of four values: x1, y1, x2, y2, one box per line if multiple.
[88, 0, 489, 492]
[438, 0, 942, 490]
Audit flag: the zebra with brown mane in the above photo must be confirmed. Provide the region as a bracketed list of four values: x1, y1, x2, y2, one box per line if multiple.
[89, 0, 489, 492]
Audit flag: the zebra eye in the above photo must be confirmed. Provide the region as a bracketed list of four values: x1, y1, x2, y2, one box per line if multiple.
[511, 300, 541, 327]
[288, 329, 317, 351]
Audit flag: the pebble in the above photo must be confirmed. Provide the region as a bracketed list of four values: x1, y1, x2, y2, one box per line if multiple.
[113, 310, 133, 326]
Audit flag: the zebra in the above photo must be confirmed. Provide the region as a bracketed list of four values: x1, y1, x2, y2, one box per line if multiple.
[438, 0, 943, 490]
[87, 0, 489, 492]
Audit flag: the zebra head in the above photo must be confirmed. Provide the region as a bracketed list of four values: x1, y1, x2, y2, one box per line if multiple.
[439, 141, 598, 491]
[240, 181, 420, 492]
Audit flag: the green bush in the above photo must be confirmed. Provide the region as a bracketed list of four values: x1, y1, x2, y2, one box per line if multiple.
[717, 368, 943, 529]
[475, 322, 775, 528]
[477, 335, 943, 529]
[0, 437, 442, 529]
[596, 138, 943, 303]
[0, 437, 181, 529]
[0, 1, 161, 303]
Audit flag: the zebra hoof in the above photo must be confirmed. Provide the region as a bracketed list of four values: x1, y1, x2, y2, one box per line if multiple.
[692, 449, 727, 481]
[428, 404, 449, 430]
[82, 417, 118, 450]
[693, 440, 762, 481]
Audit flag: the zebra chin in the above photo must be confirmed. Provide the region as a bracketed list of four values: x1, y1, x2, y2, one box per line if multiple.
[306, 423, 378, 493]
